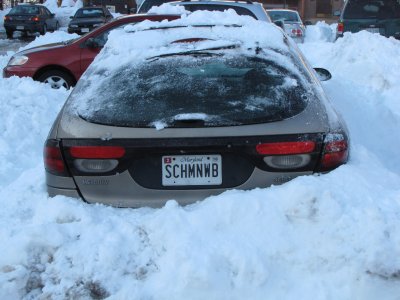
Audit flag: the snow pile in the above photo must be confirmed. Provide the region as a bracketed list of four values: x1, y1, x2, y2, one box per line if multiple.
[0, 16, 400, 299]
[148, 3, 189, 15]
[300, 30, 400, 116]
[0, 8, 11, 32]
[304, 21, 337, 43]
[18, 31, 79, 51]
[44, 0, 83, 28]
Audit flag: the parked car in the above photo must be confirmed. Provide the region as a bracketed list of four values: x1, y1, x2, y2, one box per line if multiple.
[44, 16, 349, 207]
[68, 6, 114, 35]
[138, 0, 272, 22]
[337, 0, 400, 39]
[3, 4, 59, 39]
[267, 9, 305, 43]
[3, 14, 179, 89]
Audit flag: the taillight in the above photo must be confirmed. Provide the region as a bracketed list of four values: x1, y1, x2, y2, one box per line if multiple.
[44, 139, 69, 176]
[256, 141, 315, 155]
[4, 16, 12, 21]
[30, 16, 40, 22]
[69, 146, 125, 159]
[291, 29, 303, 37]
[320, 134, 349, 171]
[69, 146, 125, 173]
[257, 141, 316, 170]
[337, 22, 344, 35]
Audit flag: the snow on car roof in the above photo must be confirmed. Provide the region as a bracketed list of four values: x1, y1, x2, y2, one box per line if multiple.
[90, 9, 288, 73]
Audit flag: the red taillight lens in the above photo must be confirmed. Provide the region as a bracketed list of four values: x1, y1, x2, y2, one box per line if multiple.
[256, 141, 316, 155]
[4, 16, 11, 21]
[337, 22, 344, 34]
[44, 140, 68, 176]
[30, 16, 40, 22]
[291, 29, 303, 37]
[321, 138, 349, 170]
[70, 146, 126, 159]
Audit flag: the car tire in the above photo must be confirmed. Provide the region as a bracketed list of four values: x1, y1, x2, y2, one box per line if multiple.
[37, 70, 75, 89]
[40, 24, 47, 35]
[6, 30, 13, 39]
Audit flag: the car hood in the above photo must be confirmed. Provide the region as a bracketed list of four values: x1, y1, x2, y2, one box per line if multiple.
[69, 17, 105, 25]
[17, 42, 69, 56]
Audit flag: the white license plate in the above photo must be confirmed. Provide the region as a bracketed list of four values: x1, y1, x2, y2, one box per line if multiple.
[16, 26, 24, 30]
[81, 28, 89, 33]
[162, 155, 222, 186]
[365, 28, 380, 33]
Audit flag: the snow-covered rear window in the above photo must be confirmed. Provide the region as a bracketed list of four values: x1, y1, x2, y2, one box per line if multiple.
[77, 54, 310, 128]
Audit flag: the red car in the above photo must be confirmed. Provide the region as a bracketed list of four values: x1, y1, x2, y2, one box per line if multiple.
[3, 14, 179, 89]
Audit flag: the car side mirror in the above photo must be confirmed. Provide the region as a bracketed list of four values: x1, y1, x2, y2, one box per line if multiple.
[333, 10, 341, 17]
[50, 13, 55, 18]
[70, 16, 74, 19]
[314, 68, 332, 81]
[273, 20, 284, 29]
[304, 20, 313, 26]
[85, 37, 100, 48]
[130, 7, 137, 14]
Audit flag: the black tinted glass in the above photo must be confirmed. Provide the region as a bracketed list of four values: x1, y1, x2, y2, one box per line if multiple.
[75, 8, 104, 18]
[77, 54, 311, 128]
[138, 0, 175, 13]
[10, 6, 40, 15]
[344, 0, 400, 19]
[182, 5, 257, 18]
[268, 11, 300, 22]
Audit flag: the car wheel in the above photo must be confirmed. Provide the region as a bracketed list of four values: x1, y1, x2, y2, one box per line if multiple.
[6, 30, 13, 39]
[40, 24, 47, 35]
[38, 70, 75, 89]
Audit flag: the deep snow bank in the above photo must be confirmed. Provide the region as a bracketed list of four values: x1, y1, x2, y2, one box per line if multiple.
[0, 24, 399, 299]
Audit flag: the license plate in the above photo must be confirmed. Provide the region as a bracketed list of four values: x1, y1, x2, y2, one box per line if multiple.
[162, 155, 222, 186]
[16, 26, 24, 30]
[81, 28, 89, 33]
[365, 28, 380, 33]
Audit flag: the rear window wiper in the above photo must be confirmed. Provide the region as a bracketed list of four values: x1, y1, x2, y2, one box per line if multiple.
[147, 44, 239, 61]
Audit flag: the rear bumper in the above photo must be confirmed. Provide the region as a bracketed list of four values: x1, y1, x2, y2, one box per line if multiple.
[4, 23, 42, 32]
[47, 168, 312, 208]
[3, 66, 37, 79]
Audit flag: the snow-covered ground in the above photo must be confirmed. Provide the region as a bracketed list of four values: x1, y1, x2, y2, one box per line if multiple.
[0, 21, 400, 299]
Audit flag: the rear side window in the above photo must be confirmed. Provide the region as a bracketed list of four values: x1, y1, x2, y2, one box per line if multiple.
[76, 54, 311, 128]
[10, 6, 40, 15]
[268, 11, 300, 22]
[343, 0, 400, 19]
[182, 5, 257, 19]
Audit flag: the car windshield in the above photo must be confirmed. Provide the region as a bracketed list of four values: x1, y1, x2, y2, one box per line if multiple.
[75, 53, 311, 128]
[74, 8, 104, 18]
[343, 0, 400, 19]
[268, 11, 300, 22]
[9, 6, 40, 15]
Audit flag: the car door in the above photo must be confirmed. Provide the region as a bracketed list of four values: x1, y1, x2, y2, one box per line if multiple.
[79, 26, 122, 78]
[42, 7, 56, 29]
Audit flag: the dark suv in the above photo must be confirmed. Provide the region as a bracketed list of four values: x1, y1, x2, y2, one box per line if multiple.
[337, 0, 400, 39]
[3, 4, 59, 38]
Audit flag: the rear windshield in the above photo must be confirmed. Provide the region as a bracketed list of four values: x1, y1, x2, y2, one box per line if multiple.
[76, 54, 311, 128]
[74, 8, 104, 18]
[138, 0, 176, 13]
[10, 6, 39, 15]
[268, 11, 300, 22]
[181, 5, 257, 19]
[343, 0, 400, 19]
